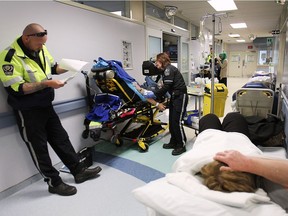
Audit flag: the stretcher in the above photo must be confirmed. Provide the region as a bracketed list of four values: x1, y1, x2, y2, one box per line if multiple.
[81, 58, 168, 152]
[235, 88, 274, 118]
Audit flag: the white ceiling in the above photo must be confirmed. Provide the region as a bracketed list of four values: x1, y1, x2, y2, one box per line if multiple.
[154, 1, 285, 44]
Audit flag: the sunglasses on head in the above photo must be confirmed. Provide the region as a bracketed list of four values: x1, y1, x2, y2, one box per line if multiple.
[27, 30, 47, 37]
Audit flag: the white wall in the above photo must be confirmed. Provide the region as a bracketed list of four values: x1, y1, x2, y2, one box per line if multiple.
[0, 1, 146, 193]
[145, 16, 211, 83]
[0, 1, 146, 110]
[189, 27, 211, 81]
[226, 42, 256, 53]
[145, 16, 190, 39]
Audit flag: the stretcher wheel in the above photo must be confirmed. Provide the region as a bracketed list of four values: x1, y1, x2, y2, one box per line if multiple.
[111, 135, 123, 146]
[138, 140, 149, 152]
[82, 130, 89, 139]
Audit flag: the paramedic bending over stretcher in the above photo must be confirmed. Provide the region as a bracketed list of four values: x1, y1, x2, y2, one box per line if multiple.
[199, 113, 288, 212]
[152, 52, 188, 156]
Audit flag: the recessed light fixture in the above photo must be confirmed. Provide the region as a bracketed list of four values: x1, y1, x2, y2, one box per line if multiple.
[228, 33, 240, 38]
[275, 0, 286, 5]
[236, 39, 246, 42]
[249, 34, 256, 41]
[208, 0, 237, 11]
[230, 23, 247, 29]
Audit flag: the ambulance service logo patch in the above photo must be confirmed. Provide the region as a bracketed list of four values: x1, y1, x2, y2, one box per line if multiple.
[164, 68, 170, 76]
[2, 64, 14, 76]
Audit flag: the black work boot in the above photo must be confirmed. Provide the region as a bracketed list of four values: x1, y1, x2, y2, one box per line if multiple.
[163, 143, 175, 149]
[48, 182, 77, 196]
[172, 147, 186, 156]
[74, 166, 102, 184]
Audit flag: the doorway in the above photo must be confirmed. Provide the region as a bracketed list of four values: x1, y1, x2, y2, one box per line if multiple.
[162, 32, 190, 85]
[163, 33, 179, 67]
[229, 51, 257, 77]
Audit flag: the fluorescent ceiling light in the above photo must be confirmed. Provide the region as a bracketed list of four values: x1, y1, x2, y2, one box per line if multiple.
[208, 0, 237, 11]
[236, 39, 246, 42]
[111, 11, 122, 16]
[228, 33, 240, 38]
[230, 23, 247, 29]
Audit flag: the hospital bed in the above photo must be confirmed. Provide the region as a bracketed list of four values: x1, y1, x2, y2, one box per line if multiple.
[132, 139, 288, 215]
[235, 88, 274, 118]
[250, 70, 275, 90]
[132, 86, 288, 216]
[132, 152, 288, 216]
[232, 78, 278, 116]
[81, 58, 168, 152]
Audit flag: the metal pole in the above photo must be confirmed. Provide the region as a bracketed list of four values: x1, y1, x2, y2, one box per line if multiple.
[210, 14, 215, 114]
[201, 12, 226, 114]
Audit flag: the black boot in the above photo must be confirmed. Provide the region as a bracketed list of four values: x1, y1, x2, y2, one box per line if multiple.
[172, 147, 186, 156]
[74, 166, 102, 184]
[163, 143, 175, 149]
[48, 182, 77, 196]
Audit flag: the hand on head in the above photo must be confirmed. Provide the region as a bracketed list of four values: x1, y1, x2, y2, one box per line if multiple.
[214, 150, 248, 172]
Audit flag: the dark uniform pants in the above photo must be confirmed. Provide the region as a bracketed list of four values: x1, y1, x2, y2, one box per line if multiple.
[14, 106, 82, 187]
[169, 93, 188, 148]
[199, 112, 250, 137]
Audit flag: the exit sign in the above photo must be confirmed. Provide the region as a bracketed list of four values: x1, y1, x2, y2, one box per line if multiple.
[248, 45, 253, 49]
[267, 38, 273, 46]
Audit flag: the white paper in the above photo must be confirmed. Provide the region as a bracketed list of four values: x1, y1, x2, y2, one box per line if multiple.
[58, 58, 88, 72]
[61, 72, 77, 83]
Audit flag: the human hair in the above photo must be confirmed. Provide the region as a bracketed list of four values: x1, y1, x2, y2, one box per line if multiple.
[200, 160, 257, 193]
[156, 52, 171, 68]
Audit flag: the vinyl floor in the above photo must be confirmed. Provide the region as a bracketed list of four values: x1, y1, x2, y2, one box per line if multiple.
[0, 77, 249, 216]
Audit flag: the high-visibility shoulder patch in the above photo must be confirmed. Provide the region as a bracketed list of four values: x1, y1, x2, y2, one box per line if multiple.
[164, 68, 170, 76]
[4, 48, 15, 63]
[2, 64, 14, 75]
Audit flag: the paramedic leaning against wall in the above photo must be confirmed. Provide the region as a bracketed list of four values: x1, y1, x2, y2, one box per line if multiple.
[153, 52, 188, 156]
[0, 23, 102, 196]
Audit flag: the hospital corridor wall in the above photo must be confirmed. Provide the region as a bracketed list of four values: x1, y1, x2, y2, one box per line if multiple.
[0, 1, 146, 195]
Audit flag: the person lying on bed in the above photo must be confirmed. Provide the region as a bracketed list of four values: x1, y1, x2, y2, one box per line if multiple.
[133, 79, 164, 107]
[214, 148, 288, 213]
[214, 150, 288, 190]
[200, 160, 257, 193]
[196, 112, 288, 212]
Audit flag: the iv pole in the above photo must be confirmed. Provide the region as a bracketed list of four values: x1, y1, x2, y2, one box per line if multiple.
[201, 12, 226, 114]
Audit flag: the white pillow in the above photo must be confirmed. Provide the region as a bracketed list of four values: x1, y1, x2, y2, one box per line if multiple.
[132, 178, 233, 216]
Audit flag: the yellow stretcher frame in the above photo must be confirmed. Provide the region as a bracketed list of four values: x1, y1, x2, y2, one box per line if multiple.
[89, 75, 168, 152]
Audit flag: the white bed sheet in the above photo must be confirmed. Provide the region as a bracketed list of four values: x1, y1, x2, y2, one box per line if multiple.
[132, 145, 288, 216]
[133, 177, 288, 216]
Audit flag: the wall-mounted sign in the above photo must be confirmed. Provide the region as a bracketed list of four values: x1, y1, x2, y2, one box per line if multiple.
[272, 29, 280, 35]
[267, 38, 273, 46]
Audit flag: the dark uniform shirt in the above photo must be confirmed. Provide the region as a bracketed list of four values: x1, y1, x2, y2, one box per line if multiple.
[153, 64, 187, 98]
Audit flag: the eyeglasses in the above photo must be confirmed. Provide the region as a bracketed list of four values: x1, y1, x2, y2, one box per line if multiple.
[27, 30, 47, 37]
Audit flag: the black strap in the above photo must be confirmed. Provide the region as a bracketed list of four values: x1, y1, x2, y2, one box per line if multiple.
[4, 48, 15, 62]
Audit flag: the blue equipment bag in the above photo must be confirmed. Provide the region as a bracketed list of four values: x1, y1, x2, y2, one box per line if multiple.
[86, 93, 122, 122]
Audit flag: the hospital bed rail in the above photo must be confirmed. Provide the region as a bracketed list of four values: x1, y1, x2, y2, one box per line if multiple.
[235, 88, 274, 118]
